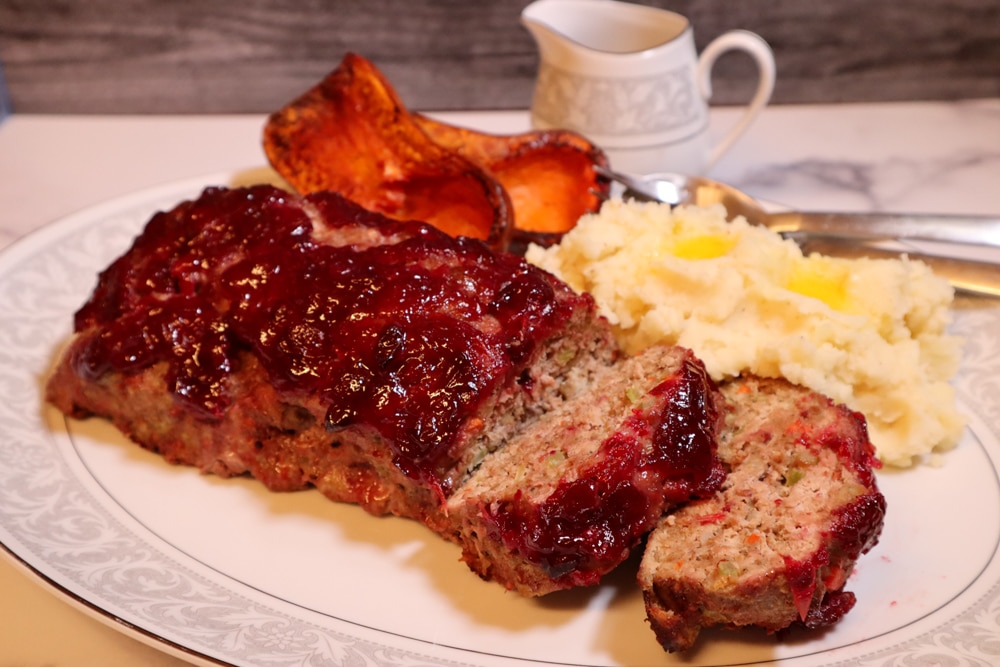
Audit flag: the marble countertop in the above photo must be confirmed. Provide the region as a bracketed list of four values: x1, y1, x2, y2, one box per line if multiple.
[0, 100, 998, 666]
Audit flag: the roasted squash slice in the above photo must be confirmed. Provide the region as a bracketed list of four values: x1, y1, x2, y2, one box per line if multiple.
[264, 53, 611, 253]
[415, 115, 610, 250]
[263, 53, 513, 251]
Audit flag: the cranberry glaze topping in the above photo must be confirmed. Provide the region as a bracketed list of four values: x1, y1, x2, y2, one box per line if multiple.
[485, 356, 724, 584]
[781, 408, 886, 626]
[71, 185, 585, 489]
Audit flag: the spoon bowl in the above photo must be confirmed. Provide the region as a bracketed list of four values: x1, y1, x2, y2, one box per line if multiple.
[594, 166, 778, 224]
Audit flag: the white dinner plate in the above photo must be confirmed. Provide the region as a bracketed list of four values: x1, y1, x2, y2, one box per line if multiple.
[1, 171, 999, 667]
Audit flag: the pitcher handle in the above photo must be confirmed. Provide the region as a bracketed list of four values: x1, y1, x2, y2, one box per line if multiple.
[696, 30, 776, 168]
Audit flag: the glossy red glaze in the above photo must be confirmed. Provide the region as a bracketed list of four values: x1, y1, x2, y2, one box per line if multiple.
[71, 185, 585, 489]
[831, 492, 887, 558]
[783, 487, 885, 625]
[802, 590, 857, 629]
[823, 408, 884, 487]
[782, 551, 828, 621]
[779, 392, 886, 624]
[484, 358, 724, 582]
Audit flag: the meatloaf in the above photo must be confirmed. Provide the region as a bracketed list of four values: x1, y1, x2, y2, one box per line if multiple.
[445, 344, 726, 595]
[46, 183, 725, 594]
[638, 375, 886, 652]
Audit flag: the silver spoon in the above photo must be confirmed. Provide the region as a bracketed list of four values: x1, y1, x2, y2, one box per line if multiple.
[595, 166, 1000, 298]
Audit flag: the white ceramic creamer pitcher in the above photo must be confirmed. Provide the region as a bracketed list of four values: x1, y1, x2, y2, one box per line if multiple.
[521, 0, 776, 175]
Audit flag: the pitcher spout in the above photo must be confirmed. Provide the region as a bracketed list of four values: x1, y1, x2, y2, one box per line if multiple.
[521, 0, 690, 58]
[519, 0, 574, 62]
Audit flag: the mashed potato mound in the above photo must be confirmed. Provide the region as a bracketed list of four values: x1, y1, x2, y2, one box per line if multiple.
[526, 199, 965, 467]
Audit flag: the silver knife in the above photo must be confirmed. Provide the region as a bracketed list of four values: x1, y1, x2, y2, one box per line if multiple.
[762, 211, 1000, 249]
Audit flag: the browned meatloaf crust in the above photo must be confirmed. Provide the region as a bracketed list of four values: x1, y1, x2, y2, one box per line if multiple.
[638, 375, 886, 652]
[46, 184, 725, 595]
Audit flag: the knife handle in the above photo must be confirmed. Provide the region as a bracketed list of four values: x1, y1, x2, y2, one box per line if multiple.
[770, 212, 1000, 249]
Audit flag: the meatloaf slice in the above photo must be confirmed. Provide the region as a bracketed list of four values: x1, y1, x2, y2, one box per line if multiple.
[46, 184, 618, 528]
[638, 375, 886, 652]
[444, 344, 727, 596]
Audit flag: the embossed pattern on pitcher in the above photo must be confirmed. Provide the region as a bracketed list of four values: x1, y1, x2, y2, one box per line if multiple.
[531, 62, 699, 136]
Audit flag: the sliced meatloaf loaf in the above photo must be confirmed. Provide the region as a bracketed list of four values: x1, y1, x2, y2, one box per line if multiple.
[444, 344, 727, 596]
[47, 184, 618, 522]
[638, 375, 886, 652]
[46, 184, 725, 594]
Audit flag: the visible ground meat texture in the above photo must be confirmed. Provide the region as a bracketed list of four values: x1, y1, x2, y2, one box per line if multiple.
[638, 375, 886, 652]
[445, 344, 727, 595]
[46, 184, 726, 595]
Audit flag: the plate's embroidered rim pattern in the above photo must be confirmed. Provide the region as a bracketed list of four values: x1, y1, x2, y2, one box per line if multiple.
[0, 177, 998, 667]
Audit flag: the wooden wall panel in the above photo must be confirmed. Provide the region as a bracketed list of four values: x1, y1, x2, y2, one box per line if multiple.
[0, 61, 9, 120]
[1, 0, 998, 114]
